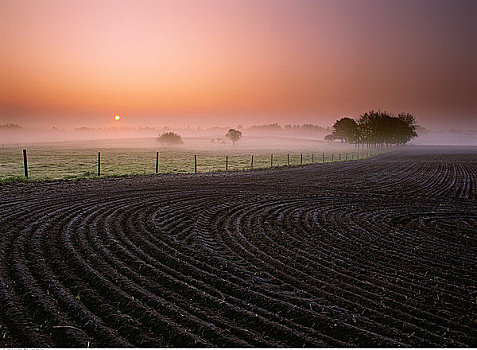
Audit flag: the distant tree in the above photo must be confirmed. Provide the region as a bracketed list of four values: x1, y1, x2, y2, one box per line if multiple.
[395, 112, 418, 145]
[249, 123, 282, 132]
[356, 110, 418, 147]
[357, 110, 388, 147]
[326, 117, 359, 143]
[326, 111, 418, 147]
[0, 123, 23, 129]
[210, 138, 226, 144]
[158, 132, 183, 146]
[225, 128, 242, 145]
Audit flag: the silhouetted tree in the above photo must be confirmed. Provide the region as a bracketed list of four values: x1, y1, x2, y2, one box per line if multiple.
[357, 110, 418, 147]
[395, 112, 418, 145]
[326, 111, 418, 147]
[249, 123, 282, 132]
[225, 129, 242, 145]
[357, 110, 389, 147]
[158, 132, 183, 146]
[0, 123, 23, 129]
[326, 117, 359, 143]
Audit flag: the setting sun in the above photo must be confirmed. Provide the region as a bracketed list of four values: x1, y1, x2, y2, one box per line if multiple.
[114, 115, 120, 121]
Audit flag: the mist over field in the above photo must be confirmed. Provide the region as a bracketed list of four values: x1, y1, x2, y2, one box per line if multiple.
[1, 121, 476, 149]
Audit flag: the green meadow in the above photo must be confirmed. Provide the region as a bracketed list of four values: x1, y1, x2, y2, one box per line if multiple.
[0, 136, 378, 181]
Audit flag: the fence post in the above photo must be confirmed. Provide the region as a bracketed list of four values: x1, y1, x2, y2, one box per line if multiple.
[23, 149, 28, 178]
[339, 153, 341, 160]
[194, 155, 197, 174]
[251, 155, 254, 170]
[322, 152, 325, 163]
[226, 155, 228, 172]
[97, 152, 101, 176]
[270, 154, 273, 167]
[287, 153, 290, 166]
[300, 153, 303, 164]
[312, 153, 314, 163]
[155, 152, 159, 174]
[331, 154, 334, 162]
[345, 153, 348, 160]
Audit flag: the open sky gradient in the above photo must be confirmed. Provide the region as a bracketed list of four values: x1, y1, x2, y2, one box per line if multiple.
[1, 0, 475, 129]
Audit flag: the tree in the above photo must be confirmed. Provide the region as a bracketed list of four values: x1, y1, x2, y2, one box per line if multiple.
[356, 110, 418, 147]
[395, 112, 418, 145]
[326, 117, 359, 143]
[357, 110, 390, 147]
[158, 132, 183, 146]
[225, 128, 242, 145]
[326, 111, 418, 147]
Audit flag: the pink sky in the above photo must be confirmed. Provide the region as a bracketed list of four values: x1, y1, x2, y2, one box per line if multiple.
[1, 0, 475, 129]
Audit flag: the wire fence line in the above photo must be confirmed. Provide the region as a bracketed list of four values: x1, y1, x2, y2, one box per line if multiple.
[1, 148, 383, 180]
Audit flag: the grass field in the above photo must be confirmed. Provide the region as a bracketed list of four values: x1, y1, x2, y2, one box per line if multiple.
[0, 136, 380, 181]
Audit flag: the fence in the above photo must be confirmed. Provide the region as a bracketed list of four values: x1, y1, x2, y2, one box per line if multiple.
[1, 148, 381, 181]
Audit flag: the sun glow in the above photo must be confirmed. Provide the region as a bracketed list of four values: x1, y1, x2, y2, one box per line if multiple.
[114, 115, 120, 121]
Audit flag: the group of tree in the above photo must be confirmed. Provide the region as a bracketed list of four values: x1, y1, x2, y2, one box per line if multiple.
[284, 124, 329, 133]
[325, 110, 418, 147]
[249, 123, 328, 135]
[249, 123, 282, 132]
[0, 123, 22, 129]
[158, 132, 183, 146]
[225, 128, 242, 145]
[158, 128, 243, 147]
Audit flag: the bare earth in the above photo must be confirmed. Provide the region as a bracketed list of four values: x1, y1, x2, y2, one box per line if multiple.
[0, 146, 476, 347]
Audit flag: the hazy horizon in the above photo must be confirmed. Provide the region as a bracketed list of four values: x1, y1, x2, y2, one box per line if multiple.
[2, 120, 476, 147]
[1, 0, 476, 130]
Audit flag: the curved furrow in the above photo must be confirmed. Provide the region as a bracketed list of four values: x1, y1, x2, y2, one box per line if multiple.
[1, 147, 476, 347]
[226, 201, 468, 346]
[120, 201, 339, 346]
[97, 202, 264, 347]
[211, 203, 425, 346]
[309, 205, 476, 310]
[270, 200, 472, 310]
[56, 195, 302, 347]
[304, 206, 475, 302]
[268, 200, 476, 342]
[6, 210, 96, 346]
[44, 199, 163, 347]
[60, 205, 212, 347]
[0, 199, 105, 346]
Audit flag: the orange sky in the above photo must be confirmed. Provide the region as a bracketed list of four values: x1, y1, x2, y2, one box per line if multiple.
[1, 0, 475, 128]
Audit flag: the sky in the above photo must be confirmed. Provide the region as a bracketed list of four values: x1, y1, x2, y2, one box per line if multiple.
[1, 0, 476, 129]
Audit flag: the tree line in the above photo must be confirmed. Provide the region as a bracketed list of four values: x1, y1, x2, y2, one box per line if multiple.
[249, 123, 329, 134]
[325, 110, 418, 147]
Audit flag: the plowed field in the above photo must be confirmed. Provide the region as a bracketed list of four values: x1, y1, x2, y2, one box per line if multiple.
[1, 146, 476, 347]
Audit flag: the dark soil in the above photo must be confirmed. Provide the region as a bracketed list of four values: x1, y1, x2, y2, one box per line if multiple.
[1, 146, 476, 347]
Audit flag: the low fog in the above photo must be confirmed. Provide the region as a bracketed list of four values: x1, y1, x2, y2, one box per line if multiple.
[1, 122, 476, 151]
